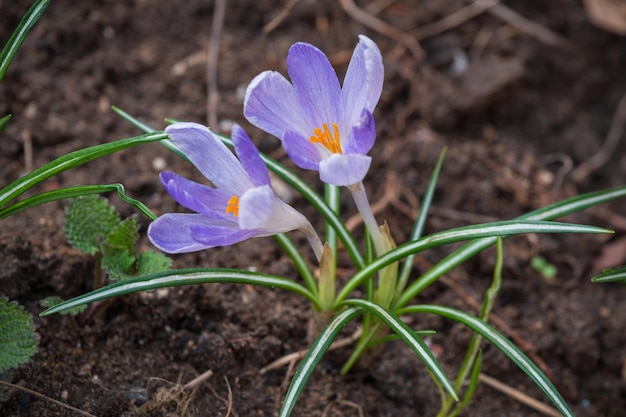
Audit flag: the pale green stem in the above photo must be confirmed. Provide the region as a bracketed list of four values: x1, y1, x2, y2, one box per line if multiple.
[347, 181, 385, 257]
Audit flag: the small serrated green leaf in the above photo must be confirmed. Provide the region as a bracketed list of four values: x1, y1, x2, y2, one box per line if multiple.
[135, 250, 173, 276]
[64, 195, 120, 255]
[40, 296, 86, 316]
[101, 216, 140, 281]
[0, 298, 37, 371]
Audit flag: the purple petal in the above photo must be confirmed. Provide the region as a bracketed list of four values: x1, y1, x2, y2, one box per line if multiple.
[342, 35, 384, 126]
[283, 130, 322, 170]
[244, 71, 309, 139]
[238, 185, 308, 234]
[189, 222, 259, 247]
[319, 153, 372, 186]
[165, 122, 253, 195]
[231, 124, 270, 187]
[160, 171, 232, 220]
[148, 213, 239, 253]
[342, 109, 376, 156]
[287, 42, 342, 133]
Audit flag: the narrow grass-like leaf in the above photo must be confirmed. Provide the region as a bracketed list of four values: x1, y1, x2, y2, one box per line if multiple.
[343, 299, 458, 400]
[395, 185, 626, 308]
[0, 131, 168, 207]
[591, 266, 626, 283]
[398, 304, 575, 417]
[0, 114, 11, 133]
[0, 0, 50, 82]
[40, 268, 319, 316]
[336, 220, 611, 305]
[0, 184, 157, 220]
[397, 147, 446, 294]
[279, 307, 362, 417]
[449, 350, 482, 417]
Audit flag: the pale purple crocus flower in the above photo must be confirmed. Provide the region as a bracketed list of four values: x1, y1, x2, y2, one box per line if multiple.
[148, 122, 323, 261]
[243, 35, 383, 188]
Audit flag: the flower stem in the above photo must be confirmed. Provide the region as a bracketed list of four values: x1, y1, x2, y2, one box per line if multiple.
[302, 221, 324, 263]
[347, 181, 384, 257]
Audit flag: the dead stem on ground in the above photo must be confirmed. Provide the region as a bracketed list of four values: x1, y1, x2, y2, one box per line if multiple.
[479, 373, 563, 417]
[0, 380, 97, 417]
[338, 0, 425, 61]
[571, 89, 626, 183]
[207, 0, 226, 130]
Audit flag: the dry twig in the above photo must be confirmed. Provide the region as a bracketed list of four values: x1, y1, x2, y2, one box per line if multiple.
[413, 0, 499, 40]
[0, 380, 97, 417]
[479, 373, 563, 417]
[260, 328, 362, 374]
[338, 0, 425, 61]
[478, 0, 580, 53]
[263, 0, 300, 34]
[207, 0, 226, 129]
[570, 90, 626, 182]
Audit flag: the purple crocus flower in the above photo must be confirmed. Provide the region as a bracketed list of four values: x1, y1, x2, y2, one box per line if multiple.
[148, 122, 322, 259]
[243, 35, 383, 187]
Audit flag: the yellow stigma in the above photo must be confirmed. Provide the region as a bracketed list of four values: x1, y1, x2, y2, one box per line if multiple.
[225, 195, 239, 217]
[309, 123, 342, 154]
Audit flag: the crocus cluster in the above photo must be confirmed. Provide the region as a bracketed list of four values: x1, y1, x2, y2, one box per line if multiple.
[149, 35, 383, 258]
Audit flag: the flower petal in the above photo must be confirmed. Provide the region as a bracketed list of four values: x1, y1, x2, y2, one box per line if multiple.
[238, 185, 309, 234]
[165, 122, 253, 195]
[189, 222, 258, 247]
[148, 213, 241, 253]
[160, 171, 231, 220]
[342, 35, 383, 126]
[287, 42, 342, 133]
[283, 130, 322, 170]
[231, 124, 270, 187]
[342, 109, 376, 156]
[244, 71, 308, 139]
[319, 153, 372, 186]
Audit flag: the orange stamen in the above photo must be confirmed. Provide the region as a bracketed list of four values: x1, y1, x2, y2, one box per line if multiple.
[225, 195, 239, 217]
[309, 123, 342, 154]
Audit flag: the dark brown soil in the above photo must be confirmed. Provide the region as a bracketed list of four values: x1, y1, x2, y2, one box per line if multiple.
[1, 1, 626, 416]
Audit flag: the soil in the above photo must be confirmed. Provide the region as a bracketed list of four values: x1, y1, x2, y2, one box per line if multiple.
[1, 0, 626, 416]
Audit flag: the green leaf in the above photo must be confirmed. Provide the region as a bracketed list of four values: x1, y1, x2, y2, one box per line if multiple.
[336, 220, 612, 306]
[0, 298, 38, 371]
[0, 184, 157, 221]
[0, 114, 11, 133]
[134, 250, 173, 277]
[40, 268, 320, 316]
[343, 299, 457, 401]
[398, 304, 575, 417]
[40, 296, 86, 316]
[101, 216, 140, 280]
[64, 195, 120, 255]
[0, 130, 168, 208]
[279, 307, 362, 417]
[591, 266, 626, 283]
[395, 185, 626, 309]
[397, 147, 447, 294]
[0, 0, 51, 83]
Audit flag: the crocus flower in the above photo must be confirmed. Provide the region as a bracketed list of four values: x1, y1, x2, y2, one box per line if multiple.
[148, 122, 322, 259]
[243, 35, 383, 187]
